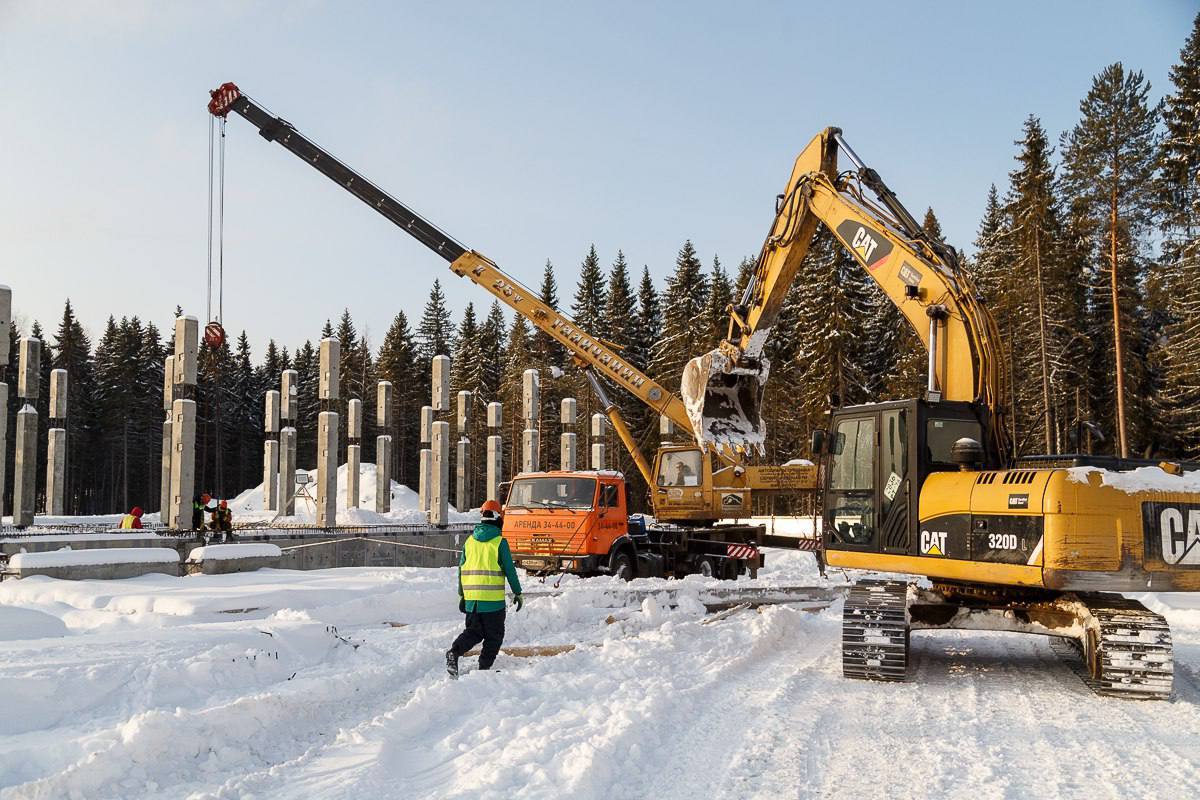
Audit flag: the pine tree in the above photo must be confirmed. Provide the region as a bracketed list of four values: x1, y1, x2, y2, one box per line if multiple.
[921, 207, 945, 242]
[630, 266, 661, 373]
[478, 302, 508, 401]
[604, 251, 637, 350]
[703, 255, 733, 347]
[1060, 63, 1162, 456]
[650, 241, 708, 392]
[733, 257, 755, 300]
[531, 261, 563, 372]
[571, 245, 608, 340]
[1005, 115, 1082, 455]
[451, 302, 482, 395]
[377, 312, 420, 486]
[1157, 14, 1200, 456]
[292, 341, 319, 467]
[416, 279, 454, 369]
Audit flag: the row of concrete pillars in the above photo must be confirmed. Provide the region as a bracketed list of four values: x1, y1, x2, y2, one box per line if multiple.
[1, 287, 72, 527]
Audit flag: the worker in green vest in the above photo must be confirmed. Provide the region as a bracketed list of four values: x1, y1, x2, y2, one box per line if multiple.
[446, 499, 523, 678]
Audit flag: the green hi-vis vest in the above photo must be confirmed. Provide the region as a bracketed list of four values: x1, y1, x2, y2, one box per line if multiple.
[462, 536, 506, 603]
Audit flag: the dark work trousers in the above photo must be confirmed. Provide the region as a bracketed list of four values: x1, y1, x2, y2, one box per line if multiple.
[451, 609, 507, 669]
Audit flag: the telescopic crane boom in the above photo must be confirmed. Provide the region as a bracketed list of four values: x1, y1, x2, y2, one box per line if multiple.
[207, 82, 690, 476]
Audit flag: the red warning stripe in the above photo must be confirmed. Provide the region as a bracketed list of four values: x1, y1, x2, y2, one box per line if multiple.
[726, 544, 759, 560]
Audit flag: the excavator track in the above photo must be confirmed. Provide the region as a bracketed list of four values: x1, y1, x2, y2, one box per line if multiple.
[842, 580, 910, 681]
[1058, 595, 1174, 700]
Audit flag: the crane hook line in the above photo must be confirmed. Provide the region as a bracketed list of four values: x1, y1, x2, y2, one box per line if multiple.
[217, 116, 227, 327]
[206, 115, 214, 325]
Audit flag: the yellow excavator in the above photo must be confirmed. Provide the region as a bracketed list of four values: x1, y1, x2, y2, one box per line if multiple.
[686, 127, 1200, 698]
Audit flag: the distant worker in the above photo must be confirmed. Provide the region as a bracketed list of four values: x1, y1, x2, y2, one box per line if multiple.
[445, 499, 523, 678]
[205, 497, 220, 531]
[120, 506, 144, 530]
[216, 500, 234, 541]
[191, 494, 208, 531]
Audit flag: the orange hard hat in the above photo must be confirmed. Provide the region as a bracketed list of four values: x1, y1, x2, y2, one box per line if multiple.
[201, 493, 211, 503]
[131, 506, 143, 517]
[481, 499, 502, 514]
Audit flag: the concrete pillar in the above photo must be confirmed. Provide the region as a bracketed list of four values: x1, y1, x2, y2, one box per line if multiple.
[263, 390, 280, 511]
[347, 398, 362, 508]
[561, 432, 578, 471]
[49, 369, 67, 419]
[487, 434, 502, 502]
[522, 429, 540, 474]
[173, 316, 199, 386]
[347, 443, 361, 508]
[46, 369, 67, 515]
[522, 369, 540, 422]
[431, 420, 450, 526]
[591, 412, 607, 470]
[263, 439, 280, 511]
[660, 414, 675, 437]
[160, 418, 173, 514]
[46, 426, 65, 515]
[13, 406, 37, 527]
[317, 411, 338, 528]
[561, 397, 577, 426]
[456, 438, 471, 511]
[0, 389, 6, 520]
[376, 434, 392, 513]
[420, 405, 434, 446]
[279, 427, 297, 515]
[487, 401, 503, 429]
[168, 399, 197, 530]
[13, 338, 40, 527]
[419, 448, 432, 513]
[162, 358, 175, 412]
[319, 338, 340, 402]
[432, 355, 451, 412]
[317, 340, 339, 528]
[376, 381, 393, 429]
[591, 443, 606, 471]
[456, 390, 471, 435]
[0, 287, 8, 520]
[281, 369, 298, 421]
[168, 317, 198, 530]
[17, 338, 40, 401]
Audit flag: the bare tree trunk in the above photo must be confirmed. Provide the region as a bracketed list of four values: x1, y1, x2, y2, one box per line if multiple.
[1110, 187, 1129, 458]
[1033, 231, 1054, 454]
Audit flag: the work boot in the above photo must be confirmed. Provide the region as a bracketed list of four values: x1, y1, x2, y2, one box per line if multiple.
[445, 649, 459, 679]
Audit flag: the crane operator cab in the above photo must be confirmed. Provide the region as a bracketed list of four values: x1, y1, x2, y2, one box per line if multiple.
[816, 399, 989, 559]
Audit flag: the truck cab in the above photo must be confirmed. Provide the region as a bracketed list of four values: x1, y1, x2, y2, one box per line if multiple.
[503, 470, 633, 575]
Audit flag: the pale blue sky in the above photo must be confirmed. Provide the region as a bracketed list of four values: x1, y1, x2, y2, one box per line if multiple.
[1, 1, 1193, 355]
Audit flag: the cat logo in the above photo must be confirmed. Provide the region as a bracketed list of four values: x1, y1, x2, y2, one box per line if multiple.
[1143, 502, 1200, 567]
[920, 529, 948, 556]
[836, 219, 894, 270]
[721, 492, 745, 509]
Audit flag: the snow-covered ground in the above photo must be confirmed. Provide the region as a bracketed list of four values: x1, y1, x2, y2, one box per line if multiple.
[1, 553, 1199, 799]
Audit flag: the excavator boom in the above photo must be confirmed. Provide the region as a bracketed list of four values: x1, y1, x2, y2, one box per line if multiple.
[684, 128, 1009, 462]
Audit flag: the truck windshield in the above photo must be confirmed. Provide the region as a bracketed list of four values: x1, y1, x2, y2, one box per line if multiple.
[508, 477, 597, 510]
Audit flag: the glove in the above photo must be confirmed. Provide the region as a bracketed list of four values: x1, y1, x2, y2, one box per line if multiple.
[514, 594, 524, 612]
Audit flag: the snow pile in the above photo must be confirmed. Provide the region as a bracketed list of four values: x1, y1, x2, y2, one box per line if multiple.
[1067, 465, 1200, 495]
[228, 461, 478, 526]
[186, 543, 282, 561]
[0, 606, 69, 641]
[8, 547, 179, 569]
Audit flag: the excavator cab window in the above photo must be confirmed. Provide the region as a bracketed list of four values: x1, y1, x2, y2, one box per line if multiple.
[926, 418, 982, 468]
[827, 416, 877, 547]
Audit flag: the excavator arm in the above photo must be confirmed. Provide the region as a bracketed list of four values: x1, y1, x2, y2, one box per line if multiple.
[207, 82, 694, 444]
[684, 127, 1009, 462]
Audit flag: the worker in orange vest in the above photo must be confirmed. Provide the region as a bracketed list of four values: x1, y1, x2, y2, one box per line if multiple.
[119, 507, 144, 530]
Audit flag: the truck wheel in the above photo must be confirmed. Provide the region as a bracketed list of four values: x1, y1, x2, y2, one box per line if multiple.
[695, 556, 717, 578]
[611, 551, 635, 581]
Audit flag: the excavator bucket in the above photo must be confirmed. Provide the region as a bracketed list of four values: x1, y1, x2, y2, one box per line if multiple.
[680, 349, 769, 454]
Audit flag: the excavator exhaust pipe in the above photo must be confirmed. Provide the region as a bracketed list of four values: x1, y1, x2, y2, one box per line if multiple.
[681, 349, 768, 455]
